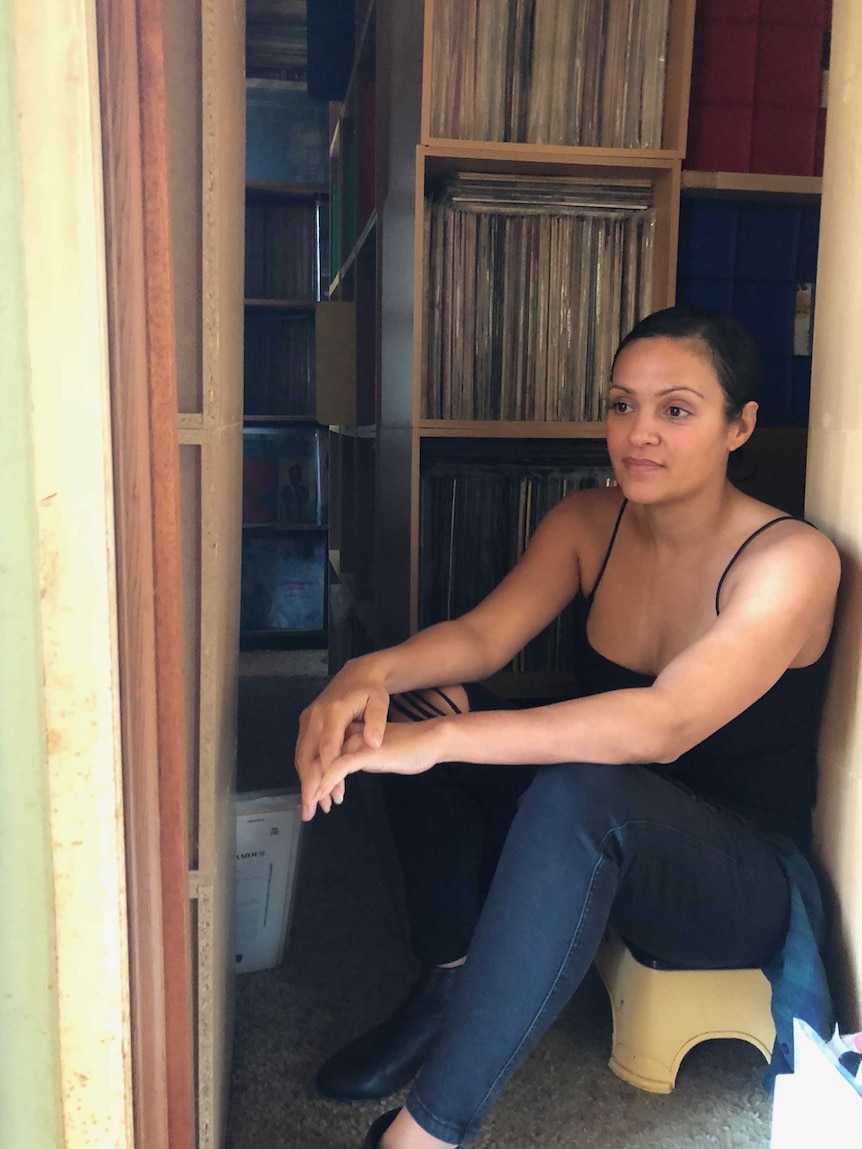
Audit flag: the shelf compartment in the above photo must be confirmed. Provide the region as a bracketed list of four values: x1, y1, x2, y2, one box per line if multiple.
[421, 0, 695, 154]
[419, 447, 615, 675]
[244, 308, 316, 417]
[419, 167, 670, 422]
[244, 195, 325, 300]
[246, 80, 330, 186]
[240, 531, 327, 635]
[242, 425, 327, 528]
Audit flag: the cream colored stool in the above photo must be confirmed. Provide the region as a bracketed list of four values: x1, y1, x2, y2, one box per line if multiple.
[593, 929, 775, 1094]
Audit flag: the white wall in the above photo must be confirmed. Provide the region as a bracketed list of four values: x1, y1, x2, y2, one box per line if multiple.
[806, 0, 862, 1031]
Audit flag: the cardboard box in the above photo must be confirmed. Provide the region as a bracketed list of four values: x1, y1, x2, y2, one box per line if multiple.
[235, 789, 304, 974]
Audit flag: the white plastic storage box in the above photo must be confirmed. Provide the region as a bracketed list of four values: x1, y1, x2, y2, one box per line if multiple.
[235, 789, 304, 974]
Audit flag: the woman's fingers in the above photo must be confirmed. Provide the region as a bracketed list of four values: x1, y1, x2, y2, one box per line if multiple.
[315, 753, 368, 805]
[295, 690, 393, 818]
[316, 700, 368, 770]
[330, 779, 346, 805]
[362, 692, 390, 748]
[301, 774, 320, 821]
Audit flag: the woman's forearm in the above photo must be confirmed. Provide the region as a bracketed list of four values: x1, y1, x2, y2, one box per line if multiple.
[435, 687, 681, 768]
[346, 616, 508, 697]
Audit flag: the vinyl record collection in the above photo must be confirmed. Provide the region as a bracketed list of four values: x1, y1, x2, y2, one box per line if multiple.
[429, 0, 671, 147]
[420, 455, 616, 673]
[244, 198, 323, 300]
[423, 175, 655, 421]
[243, 312, 315, 416]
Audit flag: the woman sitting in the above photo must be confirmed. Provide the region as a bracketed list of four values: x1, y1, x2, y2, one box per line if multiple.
[295, 306, 839, 1149]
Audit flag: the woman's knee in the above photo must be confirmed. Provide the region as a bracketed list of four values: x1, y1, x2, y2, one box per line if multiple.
[520, 761, 642, 829]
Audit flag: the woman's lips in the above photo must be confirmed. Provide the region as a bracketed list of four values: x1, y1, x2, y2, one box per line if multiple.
[623, 457, 663, 471]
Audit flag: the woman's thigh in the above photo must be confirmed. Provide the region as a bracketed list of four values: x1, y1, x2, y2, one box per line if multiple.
[518, 761, 791, 970]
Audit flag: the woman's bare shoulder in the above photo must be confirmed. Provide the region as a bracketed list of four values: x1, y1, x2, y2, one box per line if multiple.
[736, 493, 838, 562]
[724, 495, 840, 603]
[552, 484, 626, 529]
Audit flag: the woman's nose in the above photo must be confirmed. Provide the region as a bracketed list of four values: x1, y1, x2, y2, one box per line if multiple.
[628, 410, 660, 445]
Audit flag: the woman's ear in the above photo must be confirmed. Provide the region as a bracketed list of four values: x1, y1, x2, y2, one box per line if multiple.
[728, 400, 758, 454]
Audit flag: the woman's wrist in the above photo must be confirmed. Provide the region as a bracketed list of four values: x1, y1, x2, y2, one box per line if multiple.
[432, 713, 463, 764]
[348, 647, 414, 695]
[341, 651, 391, 688]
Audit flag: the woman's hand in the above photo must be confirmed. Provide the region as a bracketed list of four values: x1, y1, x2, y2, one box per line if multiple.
[295, 660, 392, 820]
[309, 719, 450, 812]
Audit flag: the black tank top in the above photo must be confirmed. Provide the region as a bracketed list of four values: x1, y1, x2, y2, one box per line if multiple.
[572, 500, 832, 848]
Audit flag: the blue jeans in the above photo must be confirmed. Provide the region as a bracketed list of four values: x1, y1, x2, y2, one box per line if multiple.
[400, 759, 791, 1146]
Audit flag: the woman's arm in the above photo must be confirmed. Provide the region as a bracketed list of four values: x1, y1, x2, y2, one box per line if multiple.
[310, 521, 840, 801]
[295, 492, 592, 817]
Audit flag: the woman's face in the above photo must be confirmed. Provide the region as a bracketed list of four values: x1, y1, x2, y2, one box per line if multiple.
[605, 336, 755, 505]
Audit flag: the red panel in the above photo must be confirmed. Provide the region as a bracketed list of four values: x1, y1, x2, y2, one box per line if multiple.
[751, 106, 818, 174]
[687, 102, 754, 172]
[699, 19, 760, 105]
[755, 26, 823, 108]
[700, 0, 761, 19]
[759, 0, 829, 25]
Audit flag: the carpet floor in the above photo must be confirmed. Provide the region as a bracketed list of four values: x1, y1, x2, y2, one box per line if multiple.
[226, 671, 775, 1149]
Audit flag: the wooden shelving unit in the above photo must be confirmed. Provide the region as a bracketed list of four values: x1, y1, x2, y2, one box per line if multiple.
[322, 0, 827, 690]
[320, 0, 698, 691]
[241, 172, 330, 647]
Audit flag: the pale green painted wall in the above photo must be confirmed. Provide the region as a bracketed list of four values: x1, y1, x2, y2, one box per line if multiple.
[0, 1, 65, 1145]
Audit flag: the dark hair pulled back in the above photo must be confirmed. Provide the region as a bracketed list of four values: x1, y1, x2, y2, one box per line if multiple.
[612, 304, 762, 420]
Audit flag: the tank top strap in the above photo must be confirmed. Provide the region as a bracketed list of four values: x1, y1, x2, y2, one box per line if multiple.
[714, 515, 800, 614]
[586, 498, 628, 606]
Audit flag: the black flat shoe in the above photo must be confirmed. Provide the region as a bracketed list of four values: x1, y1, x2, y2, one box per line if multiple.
[316, 965, 462, 1101]
[363, 1108, 399, 1148]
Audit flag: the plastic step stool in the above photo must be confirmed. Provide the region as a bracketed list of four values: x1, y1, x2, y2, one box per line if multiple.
[593, 928, 775, 1093]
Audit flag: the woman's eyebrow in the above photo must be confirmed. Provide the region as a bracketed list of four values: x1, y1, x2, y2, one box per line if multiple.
[656, 386, 705, 398]
[608, 382, 705, 399]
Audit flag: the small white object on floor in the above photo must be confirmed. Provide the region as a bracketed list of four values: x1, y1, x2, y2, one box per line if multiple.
[770, 1019, 862, 1147]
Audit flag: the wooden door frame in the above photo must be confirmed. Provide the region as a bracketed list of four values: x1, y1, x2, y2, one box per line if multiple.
[96, 0, 197, 1145]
